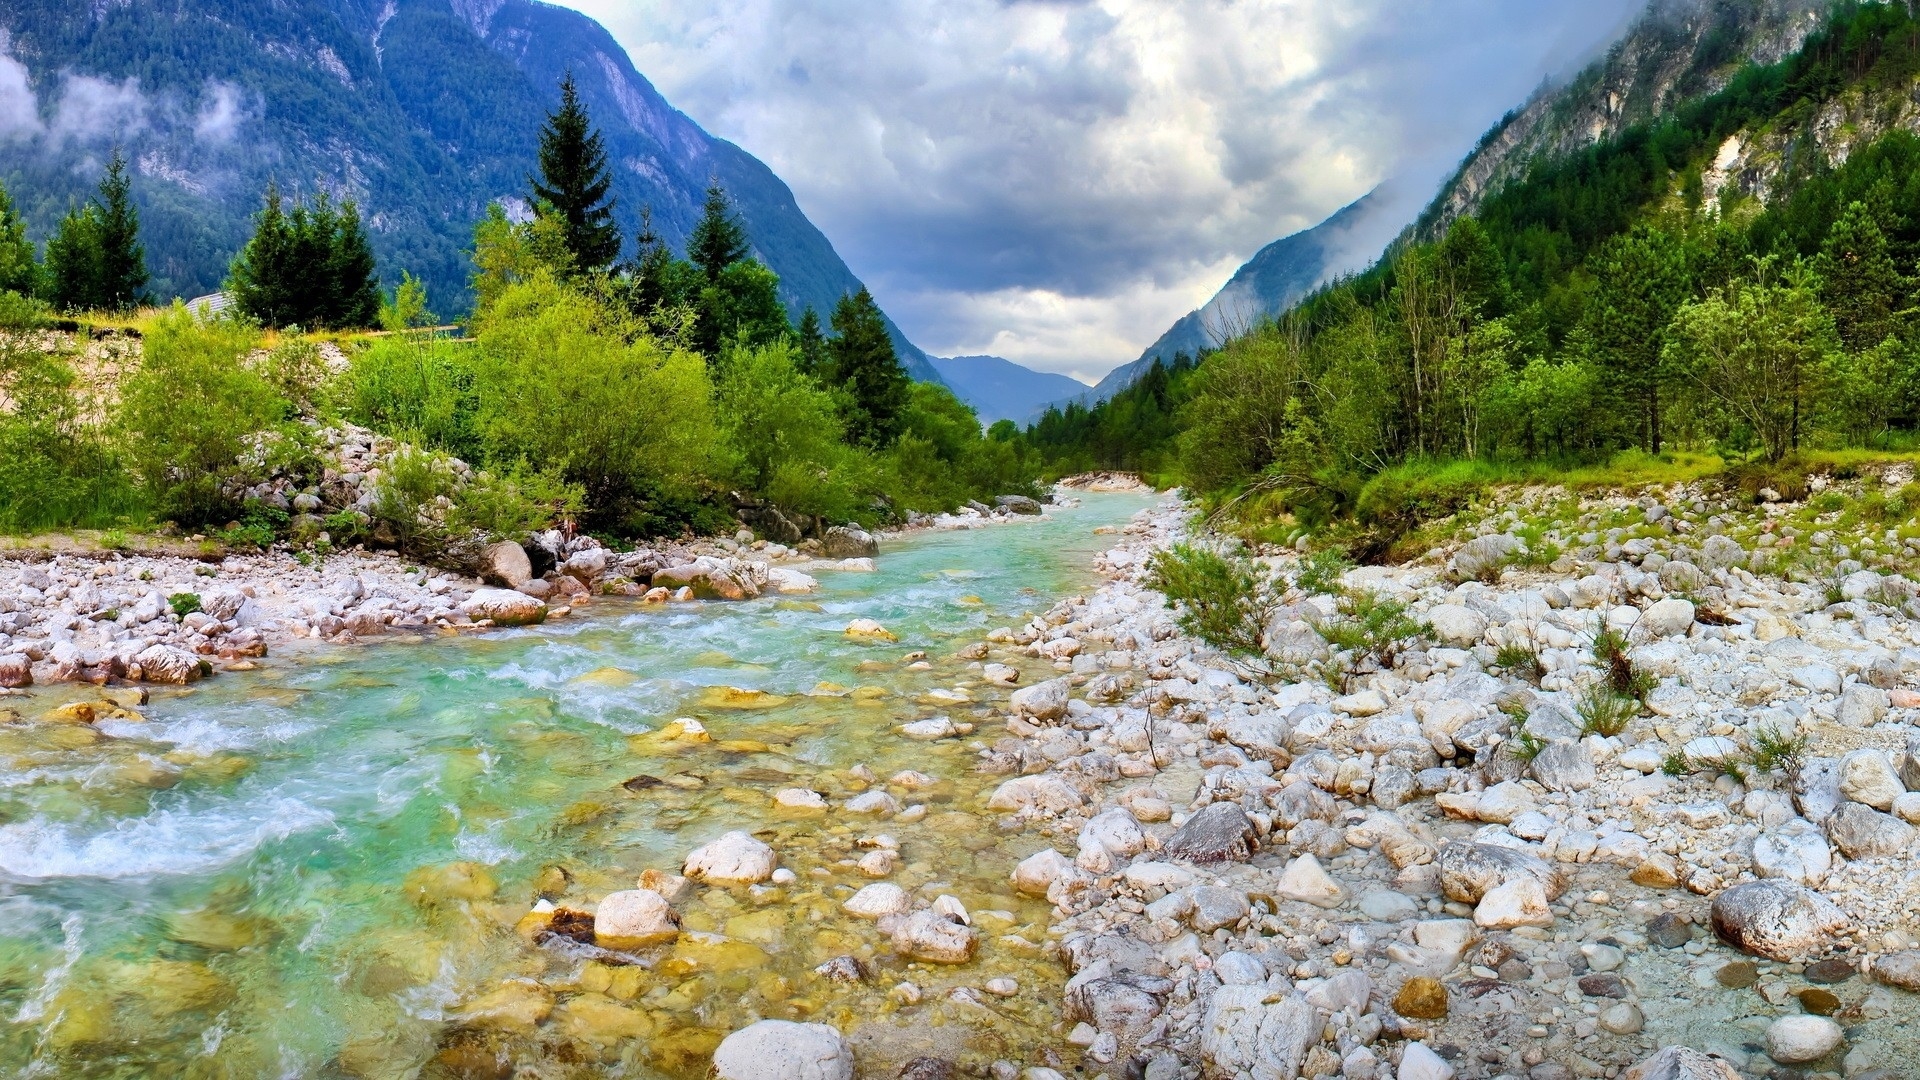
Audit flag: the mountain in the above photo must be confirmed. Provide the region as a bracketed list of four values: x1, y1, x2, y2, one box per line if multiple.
[1061, 192, 1394, 411]
[1418, 0, 1827, 234]
[928, 355, 1089, 426]
[0, 0, 941, 380]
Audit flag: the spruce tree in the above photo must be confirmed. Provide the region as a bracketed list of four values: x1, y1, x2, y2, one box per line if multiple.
[229, 183, 381, 329]
[229, 181, 297, 327]
[823, 288, 910, 447]
[1584, 225, 1690, 452]
[796, 307, 824, 374]
[44, 204, 102, 313]
[325, 199, 381, 328]
[1818, 199, 1903, 351]
[530, 72, 621, 272]
[93, 150, 148, 311]
[688, 183, 749, 281]
[0, 183, 36, 297]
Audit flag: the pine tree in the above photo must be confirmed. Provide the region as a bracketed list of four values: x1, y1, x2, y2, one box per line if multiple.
[530, 72, 620, 272]
[229, 181, 297, 327]
[1818, 199, 1904, 351]
[1584, 225, 1691, 452]
[688, 183, 749, 281]
[326, 199, 381, 328]
[823, 288, 909, 447]
[796, 307, 824, 374]
[44, 204, 102, 313]
[0, 183, 36, 297]
[93, 150, 148, 311]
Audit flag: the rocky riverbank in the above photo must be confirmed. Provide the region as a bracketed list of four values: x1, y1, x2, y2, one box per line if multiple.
[894, 485, 1920, 1080]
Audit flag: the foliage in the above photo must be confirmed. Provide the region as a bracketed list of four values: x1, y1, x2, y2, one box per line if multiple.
[341, 336, 484, 462]
[1315, 589, 1428, 667]
[716, 339, 871, 522]
[168, 592, 202, 617]
[530, 73, 621, 273]
[1144, 543, 1283, 661]
[1574, 682, 1638, 737]
[380, 272, 438, 332]
[1508, 728, 1548, 763]
[0, 338, 141, 532]
[822, 288, 911, 447]
[1748, 725, 1810, 776]
[0, 183, 37, 297]
[45, 151, 148, 313]
[117, 309, 283, 524]
[1294, 548, 1354, 595]
[228, 182, 381, 329]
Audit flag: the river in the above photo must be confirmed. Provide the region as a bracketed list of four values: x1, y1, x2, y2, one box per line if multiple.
[0, 492, 1153, 1078]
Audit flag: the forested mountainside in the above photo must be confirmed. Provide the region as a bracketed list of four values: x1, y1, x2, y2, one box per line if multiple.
[0, 0, 940, 379]
[1021, 0, 1920, 550]
[928, 355, 1089, 427]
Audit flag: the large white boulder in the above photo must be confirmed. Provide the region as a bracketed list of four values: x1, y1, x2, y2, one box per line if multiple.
[683, 831, 777, 885]
[592, 889, 679, 949]
[712, 1020, 854, 1080]
[461, 588, 547, 626]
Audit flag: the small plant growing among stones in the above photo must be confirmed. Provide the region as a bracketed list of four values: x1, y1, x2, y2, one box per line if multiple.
[1508, 727, 1549, 762]
[1574, 682, 1638, 737]
[1747, 726, 1809, 778]
[1660, 749, 1691, 777]
[168, 592, 202, 617]
[1294, 548, 1354, 596]
[1145, 543, 1283, 665]
[1590, 618, 1656, 701]
[1316, 589, 1428, 669]
[1494, 640, 1544, 684]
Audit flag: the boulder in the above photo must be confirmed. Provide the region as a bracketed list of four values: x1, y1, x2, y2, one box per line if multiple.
[592, 889, 680, 949]
[1839, 749, 1905, 810]
[1871, 949, 1920, 990]
[460, 588, 547, 627]
[1272, 854, 1343, 908]
[711, 1020, 854, 1080]
[1439, 842, 1566, 904]
[822, 526, 879, 559]
[1838, 684, 1892, 728]
[1449, 535, 1517, 582]
[1163, 803, 1258, 863]
[1710, 880, 1848, 961]
[994, 495, 1043, 515]
[1398, 1042, 1456, 1080]
[133, 644, 202, 685]
[684, 832, 777, 885]
[1473, 878, 1553, 929]
[0, 653, 32, 688]
[1199, 989, 1316, 1079]
[884, 910, 976, 963]
[1698, 535, 1747, 571]
[1010, 678, 1071, 721]
[843, 883, 911, 919]
[1530, 740, 1596, 792]
[1064, 971, 1170, 1048]
[1622, 1047, 1742, 1080]
[1824, 802, 1915, 859]
[986, 774, 1084, 815]
[480, 541, 533, 588]
[652, 559, 759, 601]
[1637, 598, 1695, 639]
[1010, 848, 1074, 897]
[1427, 605, 1487, 648]
[1764, 1014, 1843, 1064]
[1751, 820, 1833, 886]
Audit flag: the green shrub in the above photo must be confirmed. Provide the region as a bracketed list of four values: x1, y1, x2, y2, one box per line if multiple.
[1354, 460, 1494, 538]
[168, 592, 202, 617]
[1748, 726, 1809, 775]
[1494, 640, 1543, 682]
[1295, 548, 1353, 595]
[118, 309, 284, 525]
[717, 340, 874, 523]
[1574, 682, 1638, 736]
[0, 289, 50, 330]
[340, 336, 483, 461]
[1144, 543, 1283, 661]
[0, 338, 143, 532]
[1316, 588, 1428, 666]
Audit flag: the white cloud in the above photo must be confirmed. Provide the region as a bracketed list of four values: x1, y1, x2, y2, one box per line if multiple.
[559, 0, 1640, 377]
[51, 73, 148, 145]
[193, 81, 245, 144]
[0, 53, 42, 142]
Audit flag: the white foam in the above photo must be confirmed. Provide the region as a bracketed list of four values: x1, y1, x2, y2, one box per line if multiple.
[0, 798, 335, 880]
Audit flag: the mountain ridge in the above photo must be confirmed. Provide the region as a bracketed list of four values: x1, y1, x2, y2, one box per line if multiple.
[0, 0, 942, 380]
[928, 354, 1088, 427]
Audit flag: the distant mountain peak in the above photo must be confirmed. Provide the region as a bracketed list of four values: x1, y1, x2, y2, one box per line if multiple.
[930, 355, 1089, 426]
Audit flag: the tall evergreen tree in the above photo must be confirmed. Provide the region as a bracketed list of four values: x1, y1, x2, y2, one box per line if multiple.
[43, 205, 100, 313]
[0, 183, 37, 297]
[688, 184, 749, 281]
[229, 183, 381, 329]
[93, 150, 148, 311]
[1584, 225, 1691, 452]
[796, 307, 825, 374]
[822, 288, 910, 447]
[1817, 199, 1904, 351]
[530, 72, 621, 272]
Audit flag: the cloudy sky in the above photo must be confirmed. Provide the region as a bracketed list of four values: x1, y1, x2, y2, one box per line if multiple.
[556, 0, 1642, 383]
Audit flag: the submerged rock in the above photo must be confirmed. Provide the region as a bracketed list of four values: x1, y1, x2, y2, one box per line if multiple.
[711, 1019, 855, 1080]
[592, 889, 679, 949]
[684, 831, 777, 885]
[1710, 880, 1848, 961]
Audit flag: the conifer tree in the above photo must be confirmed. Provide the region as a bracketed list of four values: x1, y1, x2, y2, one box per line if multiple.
[94, 150, 148, 311]
[43, 205, 99, 312]
[823, 288, 909, 447]
[0, 183, 37, 297]
[1818, 199, 1904, 351]
[688, 183, 749, 281]
[229, 183, 381, 329]
[530, 72, 620, 272]
[326, 198, 381, 328]
[796, 307, 824, 374]
[1584, 225, 1690, 452]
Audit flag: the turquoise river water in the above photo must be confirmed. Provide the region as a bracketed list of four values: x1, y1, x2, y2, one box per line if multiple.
[0, 492, 1152, 1079]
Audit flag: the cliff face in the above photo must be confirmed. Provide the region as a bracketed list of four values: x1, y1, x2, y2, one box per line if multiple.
[1422, 0, 1828, 232]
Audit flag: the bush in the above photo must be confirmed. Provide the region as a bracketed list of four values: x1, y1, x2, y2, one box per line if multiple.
[1145, 543, 1282, 661]
[1574, 682, 1638, 736]
[1294, 548, 1353, 595]
[717, 340, 873, 523]
[340, 336, 483, 461]
[118, 309, 284, 525]
[1354, 460, 1494, 539]
[0, 338, 142, 532]
[168, 592, 202, 617]
[1315, 588, 1428, 667]
[0, 289, 49, 330]
[472, 278, 717, 534]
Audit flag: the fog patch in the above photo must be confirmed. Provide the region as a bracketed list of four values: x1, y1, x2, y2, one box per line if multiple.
[50, 73, 147, 145]
[193, 81, 246, 144]
[0, 53, 41, 142]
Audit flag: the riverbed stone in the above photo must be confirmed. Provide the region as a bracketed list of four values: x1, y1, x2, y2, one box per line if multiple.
[1839, 749, 1905, 810]
[712, 1019, 854, 1080]
[884, 910, 977, 963]
[1752, 819, 1834, 886]
[1638, 598, 1695, 638]
[1474, 877, 1553, 929]
[1765, 1014, 1843, 1064]
[460, 588, 547, 627]
[1398, 1042, 1455, 1080]
[1622, 1047, 1742, 1080]
[986, 774, 1084, 814]
[1010, 678, 1071, 721]
[1010, 848, 1074, 896]
[1824, 802, 1915, 859]
[1199, 988, 1315, 1079]
[1439, 841, 1566, 904]
[844, 883, 911, 919]
[1871, 950, 1920, 990]
[480, 541, 533, 587]
[592, 889, 680, 949]
[684, 831, 777, 885]
[1163, 803, 1258, 863]
[1711, 880, 1849, 961]
[1392, 977, 1448, 1019]
[822, 526, 879, 559]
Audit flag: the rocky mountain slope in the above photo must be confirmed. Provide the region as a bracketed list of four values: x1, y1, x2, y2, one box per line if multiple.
[0, 0, 940, 380]
[929, 355, 1090, 427]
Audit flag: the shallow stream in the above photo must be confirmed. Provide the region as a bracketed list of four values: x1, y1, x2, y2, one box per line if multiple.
[0, 492, 1152, 1079]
